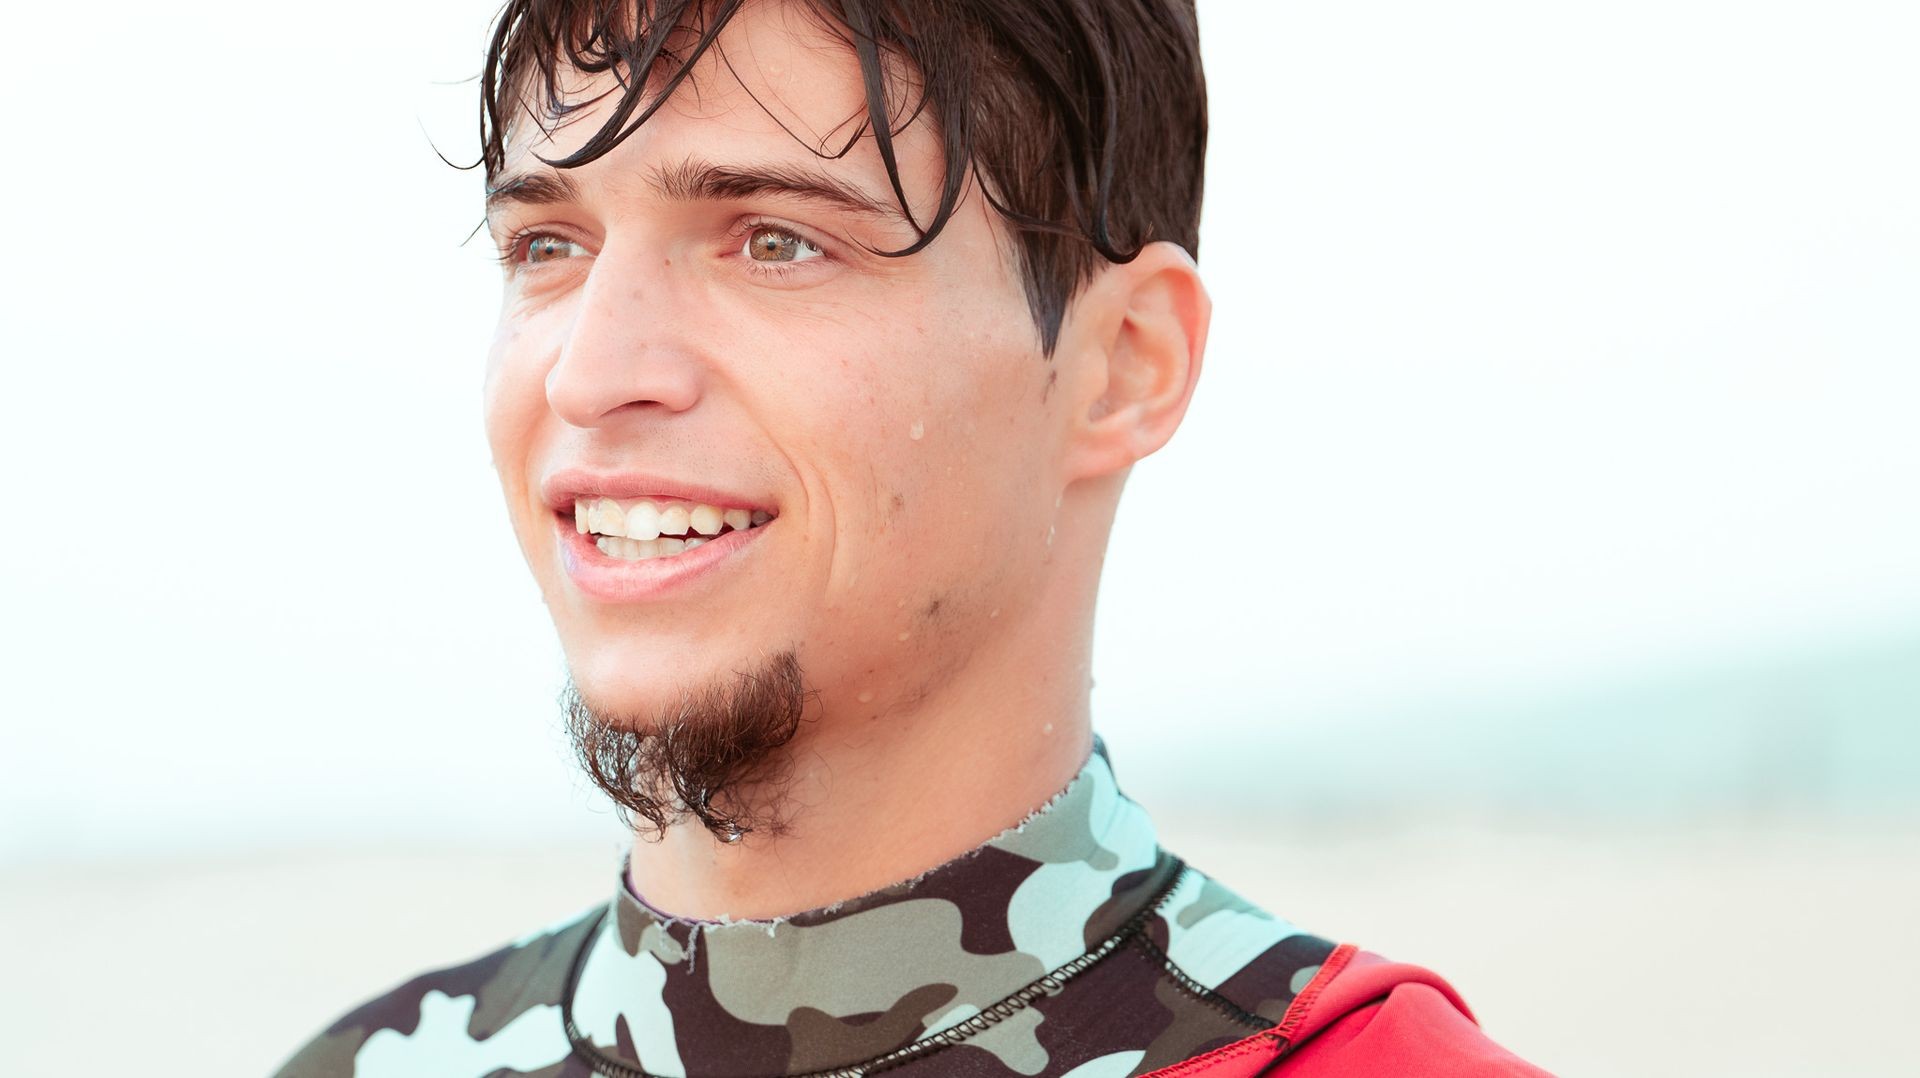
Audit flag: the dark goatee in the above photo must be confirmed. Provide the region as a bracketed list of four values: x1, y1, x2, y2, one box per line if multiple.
[562, 649, 813, 842]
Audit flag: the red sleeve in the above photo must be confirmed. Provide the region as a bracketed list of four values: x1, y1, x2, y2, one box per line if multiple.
[1138, 944, 1554, 1078]
[1274, 981, 1551, 1077]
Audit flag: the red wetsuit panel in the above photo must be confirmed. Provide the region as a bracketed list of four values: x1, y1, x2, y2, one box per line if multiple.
[1140, 944, 1553, 1078]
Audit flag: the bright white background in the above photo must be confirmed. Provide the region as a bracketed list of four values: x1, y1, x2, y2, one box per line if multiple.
[2, 2, 1916, 1074]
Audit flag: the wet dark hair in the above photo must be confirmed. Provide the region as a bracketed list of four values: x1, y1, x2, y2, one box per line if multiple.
[479, 0, 1206, 354]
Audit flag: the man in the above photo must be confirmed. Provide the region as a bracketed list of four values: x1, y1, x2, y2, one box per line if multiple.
[279, 1, 1548, 1075]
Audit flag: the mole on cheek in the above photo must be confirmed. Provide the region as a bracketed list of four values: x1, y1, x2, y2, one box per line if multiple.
[921, 596, 943, 621]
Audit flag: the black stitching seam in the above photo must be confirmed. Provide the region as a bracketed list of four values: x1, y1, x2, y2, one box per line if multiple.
[1127, 930, 1270, 1031]
[560, 855, 1191, 1078]
[1248, 989, 1396, 1078]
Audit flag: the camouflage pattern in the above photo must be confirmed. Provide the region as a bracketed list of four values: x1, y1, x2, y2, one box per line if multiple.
[275, 742, 1337, 1078]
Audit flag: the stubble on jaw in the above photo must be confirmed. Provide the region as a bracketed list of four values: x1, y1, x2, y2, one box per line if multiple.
[562, 649, 814, 842]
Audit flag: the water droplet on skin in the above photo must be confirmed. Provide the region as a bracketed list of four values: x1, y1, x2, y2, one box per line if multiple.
[909, 420, 924, 440]
[989, 608, 999, 619]
[897, 630, 912, 642]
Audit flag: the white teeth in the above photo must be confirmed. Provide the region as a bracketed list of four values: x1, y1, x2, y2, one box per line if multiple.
[590, 533, 707, 560]
[588, 498, 625, 535]
[624, 502, 661, 541]
[596, 536, 659, 560]
[574, 494, 772, 546]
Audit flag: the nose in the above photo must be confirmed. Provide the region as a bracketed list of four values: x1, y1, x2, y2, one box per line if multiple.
[544, 249, 704, 428]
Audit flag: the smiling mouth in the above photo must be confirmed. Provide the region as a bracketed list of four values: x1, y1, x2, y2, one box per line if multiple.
[565, 495, 776, 562]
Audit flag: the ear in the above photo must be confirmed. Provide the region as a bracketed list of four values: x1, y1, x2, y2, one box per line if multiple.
[1056, 241, 1211, 483]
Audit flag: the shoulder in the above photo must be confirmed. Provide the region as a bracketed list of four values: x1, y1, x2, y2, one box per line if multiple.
[1261, 944, 1553, 1076]
[1146, 865, 1552, 1077]
[271, 904, 603, 1078]
[1148, 858, 1343, 1023]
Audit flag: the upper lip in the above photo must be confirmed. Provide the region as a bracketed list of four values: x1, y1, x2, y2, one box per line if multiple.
[539, 468, 776, 513]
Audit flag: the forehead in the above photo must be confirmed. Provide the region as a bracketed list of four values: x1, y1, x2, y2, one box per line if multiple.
[496, 0, 935, 209]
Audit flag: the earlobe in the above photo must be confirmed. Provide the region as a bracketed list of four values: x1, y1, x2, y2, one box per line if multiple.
[1060, 241, 1211, 482]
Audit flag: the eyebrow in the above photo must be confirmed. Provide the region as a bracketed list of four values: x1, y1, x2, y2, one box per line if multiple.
[484, 156, 902, 221]
[483, 170, 583, 216]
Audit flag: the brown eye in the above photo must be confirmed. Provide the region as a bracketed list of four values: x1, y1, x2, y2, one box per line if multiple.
[524, 234, 587, 265]
[743, 225, 823, 264]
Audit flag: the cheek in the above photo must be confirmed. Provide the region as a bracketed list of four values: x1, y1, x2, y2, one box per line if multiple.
[483, 319, 542, 431]
[482, 323, 554, 509]
[812, 363, 1056, 703]
[838, 322, 1055, 581]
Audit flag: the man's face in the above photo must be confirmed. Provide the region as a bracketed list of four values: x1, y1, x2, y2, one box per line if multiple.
[483, 4, 1072, 736]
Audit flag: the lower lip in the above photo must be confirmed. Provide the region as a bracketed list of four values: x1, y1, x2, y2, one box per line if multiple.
[554, 513, 771, 603]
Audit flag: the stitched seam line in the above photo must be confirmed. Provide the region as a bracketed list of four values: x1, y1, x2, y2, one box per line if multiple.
[1250, 989, 1395, 1078]
[1134, 937, 1351, 1078]
[1127, 932, 1268, 1030]
[1271, 941, 1358, 1042]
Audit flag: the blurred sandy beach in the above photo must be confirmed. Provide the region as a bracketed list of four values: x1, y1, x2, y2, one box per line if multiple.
[6, 816, 1914, 1076]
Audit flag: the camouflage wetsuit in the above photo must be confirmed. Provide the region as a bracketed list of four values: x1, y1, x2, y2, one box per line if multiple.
[277, 742, 1343, 1078]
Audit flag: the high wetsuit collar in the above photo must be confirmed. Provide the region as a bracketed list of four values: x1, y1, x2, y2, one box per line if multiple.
[563, 738, 1180, 1077]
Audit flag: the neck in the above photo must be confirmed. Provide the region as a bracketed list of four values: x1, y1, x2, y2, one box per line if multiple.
[626, 643, 1095, 921]
[626, 483, 1116, 921]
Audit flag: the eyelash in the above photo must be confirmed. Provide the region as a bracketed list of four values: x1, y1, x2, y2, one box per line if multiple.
[492, 218, 832, 280]
[491, 229, 586, 272]
[731, 217, 832, 280]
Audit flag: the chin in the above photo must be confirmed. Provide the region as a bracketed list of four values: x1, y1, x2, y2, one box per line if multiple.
[567, 630, 795, 719]
[560, 640, 699, 724]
